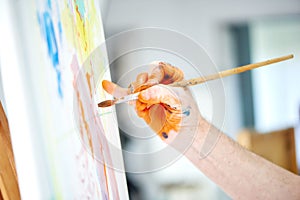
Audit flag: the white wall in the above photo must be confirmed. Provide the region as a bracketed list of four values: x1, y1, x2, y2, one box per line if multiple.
[250, 18, 300, 132]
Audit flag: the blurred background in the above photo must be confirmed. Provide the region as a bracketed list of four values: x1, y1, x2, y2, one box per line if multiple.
[1, 0, 300, 199]
[99, 0, 300, 199]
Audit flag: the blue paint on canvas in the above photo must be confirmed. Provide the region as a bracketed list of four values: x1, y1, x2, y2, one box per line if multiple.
[37, 8, 63, 98]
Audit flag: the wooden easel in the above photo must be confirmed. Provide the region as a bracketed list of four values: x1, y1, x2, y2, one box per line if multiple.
[0, 101, 21, 200]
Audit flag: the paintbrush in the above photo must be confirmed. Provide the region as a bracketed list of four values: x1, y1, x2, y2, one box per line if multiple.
[98, 54, 293, 108]
[98, 92, 140, 108]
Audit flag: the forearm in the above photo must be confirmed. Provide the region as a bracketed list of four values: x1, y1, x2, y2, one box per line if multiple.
[185, 119, 300, 199]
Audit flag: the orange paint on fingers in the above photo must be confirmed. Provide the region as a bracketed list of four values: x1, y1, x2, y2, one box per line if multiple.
[159, 62, 184, 84]
[136, 108, 146, 118]
[102, 80, 128, 98]
[138, 85, 167, 103]
[136, 100, 151, 124]
[136, 72, 148, 84]
[139, 85, 181, 109]
[148, 104, 166, 133]
[102, 80, 115, 94]
[149, 63, 164, 82]
[136, 100, 147, 111]
[158, 122, 175, 139]
[135, 83, 155, 92]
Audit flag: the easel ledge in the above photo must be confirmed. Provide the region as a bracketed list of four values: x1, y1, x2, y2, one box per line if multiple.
[0, 101, 21, 200]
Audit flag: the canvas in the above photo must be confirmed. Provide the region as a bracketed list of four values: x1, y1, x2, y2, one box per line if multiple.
[1, 0, 128, 199]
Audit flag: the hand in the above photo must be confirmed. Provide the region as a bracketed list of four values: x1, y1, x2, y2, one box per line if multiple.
[102, 62, 202, 147]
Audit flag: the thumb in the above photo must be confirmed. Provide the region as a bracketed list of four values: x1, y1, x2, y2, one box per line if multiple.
[138, 85, 181, 109]
[102, 80, 128, 98]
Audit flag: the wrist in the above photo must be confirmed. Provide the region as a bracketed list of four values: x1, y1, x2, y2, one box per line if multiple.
[184, 118, 221, 164]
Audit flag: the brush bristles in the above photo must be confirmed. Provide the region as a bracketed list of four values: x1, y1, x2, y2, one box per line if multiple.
[98, 100, 114, 107]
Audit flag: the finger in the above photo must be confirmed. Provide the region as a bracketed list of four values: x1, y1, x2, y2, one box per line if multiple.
[135, 101, 151, 124]
[136, 72, 148, 84]
[139, 85, 181, 109]
[132, 71, 161, 93]
[156, 111, 182, 140]
[132, 61, 184, 93]
[139, 85, 182, 133]
[102, 80, 128, 98]
[129, 73, 149, 93]
[157, 122, 174, 140]
[168, 65, 184, 83]
[159, 62, 175, 84]
[165, 111, 181, 132]
[136, 100, 147, 111]
[137, 95, 182, 139]
[155, 62, 184, 84]
[148, 104, 166, 134]
[136, 109, 151, 124]
[148, 61, 164, 83]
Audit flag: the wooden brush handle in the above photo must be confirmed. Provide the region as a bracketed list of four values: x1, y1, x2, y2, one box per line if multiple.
[170, 54, 294, 87]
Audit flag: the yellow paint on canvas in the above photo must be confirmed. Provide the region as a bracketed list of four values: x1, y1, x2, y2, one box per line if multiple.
[61, 0, 103, 64]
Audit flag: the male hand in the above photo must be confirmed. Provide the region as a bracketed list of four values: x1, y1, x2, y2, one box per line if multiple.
[102, 62, 202, 144]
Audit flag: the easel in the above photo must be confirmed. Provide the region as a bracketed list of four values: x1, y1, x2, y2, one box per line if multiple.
[0, 101, 21, 200]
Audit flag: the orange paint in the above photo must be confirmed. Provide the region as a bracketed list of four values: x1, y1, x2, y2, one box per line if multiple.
[103, 164, 110, 200]
[61, 0, 103, 64]
[159, 62, 184, 84]
[77, 90, 94, 158]
[75, 5, 88, 52]
[148, 62, 184, 85]
[128, 62, 185, 139]
[71, 56, 120, 199]
[133, 62, 184, 93]
[102, 80, 115, 94]
[86, 72, 92, 97]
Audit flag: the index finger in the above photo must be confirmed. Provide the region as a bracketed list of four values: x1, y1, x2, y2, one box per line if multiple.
[138, 85, 181, 110]
[102, 80, 128, 98]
